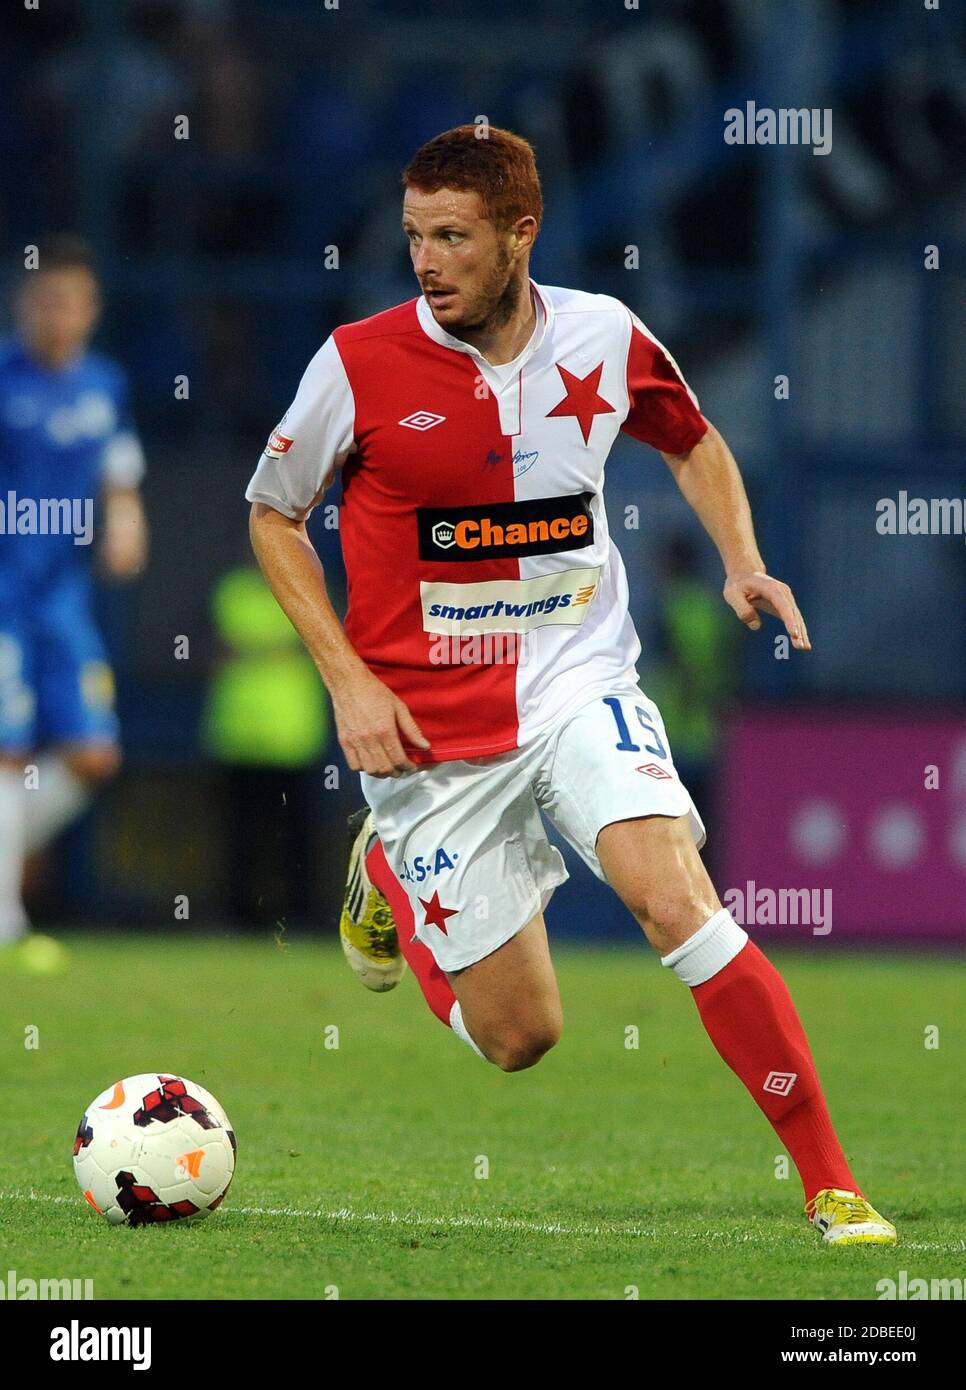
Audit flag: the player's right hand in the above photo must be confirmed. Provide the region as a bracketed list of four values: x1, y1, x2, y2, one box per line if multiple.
[331, 670, 431, 777]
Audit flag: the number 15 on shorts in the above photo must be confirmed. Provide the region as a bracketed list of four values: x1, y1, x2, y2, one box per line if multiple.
[602, 696, 668, 759]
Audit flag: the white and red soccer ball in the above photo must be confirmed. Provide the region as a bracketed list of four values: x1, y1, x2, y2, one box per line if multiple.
[73, 1073, 236, 1226]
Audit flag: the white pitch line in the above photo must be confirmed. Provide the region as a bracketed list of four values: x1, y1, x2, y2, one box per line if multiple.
[1, 1190, 956, 1251]
[0, 1189, 634, 1237]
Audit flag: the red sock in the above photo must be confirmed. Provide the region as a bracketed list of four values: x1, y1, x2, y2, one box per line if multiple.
[691, 941, 860, 1204]
[365, 839, 456, 1027]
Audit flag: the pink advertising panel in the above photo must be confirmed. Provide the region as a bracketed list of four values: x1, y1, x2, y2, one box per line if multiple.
[719, 711, 966, 941]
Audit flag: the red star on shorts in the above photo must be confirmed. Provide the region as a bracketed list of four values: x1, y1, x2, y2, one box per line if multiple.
[546, 362, 615, 445]
[419, 890, 459, 935]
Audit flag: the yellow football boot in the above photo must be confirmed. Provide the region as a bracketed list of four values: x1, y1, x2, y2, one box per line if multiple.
[806, 1188, 897, 1246]
[339, 807, 406, 992]
[0, 933, 70, 975]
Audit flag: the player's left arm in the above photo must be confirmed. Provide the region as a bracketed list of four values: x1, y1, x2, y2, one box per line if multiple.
[99, 369, 149, 580]
[661, 422, 810, 652]
[101, 484, 148, 579]
[618, 303, 809, 652]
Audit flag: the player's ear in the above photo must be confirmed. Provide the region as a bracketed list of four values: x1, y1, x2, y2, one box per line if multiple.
[510, 215, 538, 256]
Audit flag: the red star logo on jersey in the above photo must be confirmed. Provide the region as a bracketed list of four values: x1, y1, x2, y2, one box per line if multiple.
[546, 362, 615, 445]
[419, 890, 459, 935]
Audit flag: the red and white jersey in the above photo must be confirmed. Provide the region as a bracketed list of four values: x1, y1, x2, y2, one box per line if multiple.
[246, 281, 708, 763]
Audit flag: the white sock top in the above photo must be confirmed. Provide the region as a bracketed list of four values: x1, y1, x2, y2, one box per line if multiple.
[660, 908, 748, 987]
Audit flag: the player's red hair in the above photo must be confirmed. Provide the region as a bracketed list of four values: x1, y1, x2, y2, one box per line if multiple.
[402, 125, 543, 232]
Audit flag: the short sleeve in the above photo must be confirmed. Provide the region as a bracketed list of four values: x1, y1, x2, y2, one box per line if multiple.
[620, 306, 708, 456]
[101, 369, 146, 487]
[245, 335, 356, 520]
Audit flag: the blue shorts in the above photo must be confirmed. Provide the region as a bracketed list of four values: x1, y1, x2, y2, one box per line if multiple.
[0, 581, 119, 752]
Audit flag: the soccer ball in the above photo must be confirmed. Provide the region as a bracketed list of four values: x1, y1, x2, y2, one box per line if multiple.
[73, 1073, 236, 1226]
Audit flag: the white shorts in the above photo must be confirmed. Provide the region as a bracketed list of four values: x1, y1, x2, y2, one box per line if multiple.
[361, 679, 705, 973]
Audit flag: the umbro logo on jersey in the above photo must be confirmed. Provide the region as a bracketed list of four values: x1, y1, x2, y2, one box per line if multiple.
[762, 1070, 798, 1097]
[418, 492, 594, 561]
[399, 411, 446, 431]
[636, 763, 671, 779]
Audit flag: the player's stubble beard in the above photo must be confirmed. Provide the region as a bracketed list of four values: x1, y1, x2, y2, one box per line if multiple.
[455, 241, 526, 335]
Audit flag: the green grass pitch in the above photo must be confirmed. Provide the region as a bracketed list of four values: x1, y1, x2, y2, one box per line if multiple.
[1, 933, 962, 1300]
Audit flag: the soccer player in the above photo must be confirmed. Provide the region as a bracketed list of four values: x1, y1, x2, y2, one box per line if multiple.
[247, 127, 895, 1246]
[0, 237, 148, 967]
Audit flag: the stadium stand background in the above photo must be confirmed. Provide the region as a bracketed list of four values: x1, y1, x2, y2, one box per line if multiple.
[1, 0, 963, 935]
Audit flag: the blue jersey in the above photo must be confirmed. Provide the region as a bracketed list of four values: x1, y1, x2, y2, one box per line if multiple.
[0, 339, 143, 749]
[0, 337, 145, 599]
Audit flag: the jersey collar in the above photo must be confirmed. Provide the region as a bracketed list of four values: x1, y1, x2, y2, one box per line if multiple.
[415, 278, 553, 367]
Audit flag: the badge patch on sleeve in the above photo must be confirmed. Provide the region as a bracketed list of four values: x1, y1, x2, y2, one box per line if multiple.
[264, 425, 294, 458]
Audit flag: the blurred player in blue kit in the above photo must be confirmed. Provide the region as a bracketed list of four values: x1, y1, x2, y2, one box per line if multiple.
[0, 237, 148, 969]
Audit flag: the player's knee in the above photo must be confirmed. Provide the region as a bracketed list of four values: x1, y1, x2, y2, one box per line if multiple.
[632, 889, 719, 953]
[490, 1018, 562, 1073]
[65, 745, 122, 783]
